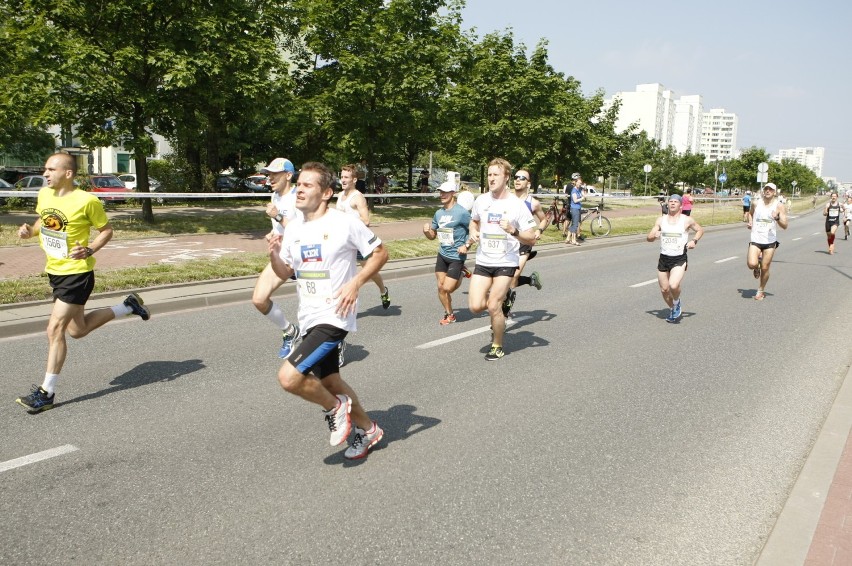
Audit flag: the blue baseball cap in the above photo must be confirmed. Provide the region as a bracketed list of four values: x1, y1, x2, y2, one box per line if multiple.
[260, 158, 295, 174]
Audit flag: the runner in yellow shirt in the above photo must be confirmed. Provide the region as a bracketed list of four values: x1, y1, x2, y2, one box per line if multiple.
[15, 153, 151, 413]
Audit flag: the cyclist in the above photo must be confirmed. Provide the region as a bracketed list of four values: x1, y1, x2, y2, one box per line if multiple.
[566, 173, 584, 245]
[422, 180, 471, 325]
[647, 194, 703, 322]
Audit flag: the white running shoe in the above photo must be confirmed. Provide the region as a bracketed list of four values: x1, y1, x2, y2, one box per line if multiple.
[344, 422, 384, 460]
[324, 394, 352, 446]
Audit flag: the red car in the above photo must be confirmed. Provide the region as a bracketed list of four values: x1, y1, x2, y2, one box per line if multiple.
[84, 175, 135, 203]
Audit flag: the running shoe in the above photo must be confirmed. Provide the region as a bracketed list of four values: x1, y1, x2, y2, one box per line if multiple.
[461, 266, 472, 279]
[485, 345, 505, 361]
[338, 339, 346, 367]
[527, 250, 538, 261]
[324, 394, 352, 446]
[16, 385, 54, 413]
[752, 265, 761, 279]
[669, 301, 681, 321]
[440, 313, 456, 325]
[380, 287, 391, 310]
[344, 422, 384, 460]
[501, 289, 516, 317]
[665, 309, 677, 323]
[278, 324, 300, 359]
[123, 293, 150, 320]
[530, 271, 542, 290]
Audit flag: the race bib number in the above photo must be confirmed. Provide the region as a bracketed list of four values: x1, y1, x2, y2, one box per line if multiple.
[754, 217, 772, 237]
[660, 231, 682, 255]
[481, 232, 507, 256]
[296, 269, 334, 306]
[41, 227, 69, 259]
[437, 228, 454, 246]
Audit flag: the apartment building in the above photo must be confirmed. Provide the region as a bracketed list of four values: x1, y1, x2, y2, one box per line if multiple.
[604, 84, 705, 155]
[699, 108, 739, 163]
[772, 146, 825, 177]
[47, 125, 173, 175]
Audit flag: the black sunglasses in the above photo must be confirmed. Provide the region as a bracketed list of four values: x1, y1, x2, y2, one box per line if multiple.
[514, 175, 529, 181]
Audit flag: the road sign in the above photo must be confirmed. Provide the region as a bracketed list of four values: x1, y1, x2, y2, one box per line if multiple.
[643, 164, 652, 173]
[758, 162, 769, 173]
[719, 173, 728, 184]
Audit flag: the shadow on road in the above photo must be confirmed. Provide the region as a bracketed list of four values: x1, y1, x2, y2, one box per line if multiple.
[57, 359, 206, 408]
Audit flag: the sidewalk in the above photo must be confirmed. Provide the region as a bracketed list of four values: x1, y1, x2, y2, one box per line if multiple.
[1, 205, 849, 565]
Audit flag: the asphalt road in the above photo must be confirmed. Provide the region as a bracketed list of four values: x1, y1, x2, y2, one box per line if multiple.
[1, 214, 851, 565]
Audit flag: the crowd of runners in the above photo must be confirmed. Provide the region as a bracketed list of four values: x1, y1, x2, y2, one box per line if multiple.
[12, 152, 849, 461]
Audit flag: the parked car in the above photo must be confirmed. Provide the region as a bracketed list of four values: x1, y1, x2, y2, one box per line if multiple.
[14, 175, 48, 191]
[0, 178, 12, 206]
[117, 173, 160, 191]
[216, 175, 240, 192]
[84, 175, 135, 203]
[240, 175, 271, 193]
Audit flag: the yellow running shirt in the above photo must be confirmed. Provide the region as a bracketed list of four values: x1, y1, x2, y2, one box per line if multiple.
[36, 187, 109, 275]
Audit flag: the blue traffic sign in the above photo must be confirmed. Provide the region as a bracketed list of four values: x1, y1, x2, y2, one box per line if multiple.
[718, 173, 728, 183]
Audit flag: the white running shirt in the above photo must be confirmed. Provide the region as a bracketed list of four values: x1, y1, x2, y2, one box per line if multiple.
[271, 187, 300, 236]
[659, 214, 689, 256]
[471, 192, 536, 267]
[279, 208, 381, 333]
[751, 199, 780, 245]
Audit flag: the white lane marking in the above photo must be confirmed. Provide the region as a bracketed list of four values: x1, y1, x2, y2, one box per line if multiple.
[0, 444, 79, 473]
[416, 316, 531, 349]
[812, 232, 821, 236]
[792, 237, 802, 241]
[630, 279, 658, 288]
[715, 256, 738, 264]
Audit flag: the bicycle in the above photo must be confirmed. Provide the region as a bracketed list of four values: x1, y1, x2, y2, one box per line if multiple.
[579, 199, 611, 237]
[544, 196, 569, 231]
[544, 196, 611, 237]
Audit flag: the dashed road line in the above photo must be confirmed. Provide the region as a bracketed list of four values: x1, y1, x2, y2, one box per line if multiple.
[715, 256, 738, 264]
[630, 279, 658, 288]
[0, 444, 79, 473]
[416, 316, 531, 349]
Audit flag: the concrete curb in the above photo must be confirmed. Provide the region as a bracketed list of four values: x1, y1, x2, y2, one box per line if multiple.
[755, 362, 852, 565]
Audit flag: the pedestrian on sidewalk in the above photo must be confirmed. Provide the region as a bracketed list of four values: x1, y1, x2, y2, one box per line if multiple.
[250, 157, 301, 359]
[15, 153, 150, 413]
[268, 162, 388, 459]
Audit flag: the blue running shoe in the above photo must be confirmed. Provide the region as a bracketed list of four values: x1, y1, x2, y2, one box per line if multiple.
[16, 385, 54, 413]
[278, 324, 300, 359]
[671, 300, 682, 320]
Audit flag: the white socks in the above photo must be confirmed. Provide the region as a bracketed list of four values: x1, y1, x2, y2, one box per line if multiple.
[41, 373, 59, 396]
[266, 302, 291, 330]
[111, 304, 132, 318]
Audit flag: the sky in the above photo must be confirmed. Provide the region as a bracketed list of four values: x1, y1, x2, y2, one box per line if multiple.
[459, 0, 852, 182]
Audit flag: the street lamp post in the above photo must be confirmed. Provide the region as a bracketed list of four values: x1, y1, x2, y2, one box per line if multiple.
[643, 164, 652, 196]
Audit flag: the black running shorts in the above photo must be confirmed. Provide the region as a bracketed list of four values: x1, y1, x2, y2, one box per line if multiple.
[657, 253, 687, 273]
[435, 254, 465, 280]
[48, 272, 95, 305]
[288, 324, 347, 379]
[474, 264, 517, 278]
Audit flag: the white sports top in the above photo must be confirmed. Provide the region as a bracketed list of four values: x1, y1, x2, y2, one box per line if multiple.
[659, 214, 689, 256]
[751, 199, 780, 245]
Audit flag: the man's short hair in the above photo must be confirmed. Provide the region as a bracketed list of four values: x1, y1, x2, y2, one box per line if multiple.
[488, 157, 512, 176]
[571, 172, 582, 181]
[301, 162, 335, 190]
[341, 164, 358, 177]
[51, 152, 78, 175]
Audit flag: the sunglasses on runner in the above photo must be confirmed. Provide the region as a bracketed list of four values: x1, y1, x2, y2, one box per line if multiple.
[514, 175, 528, 181]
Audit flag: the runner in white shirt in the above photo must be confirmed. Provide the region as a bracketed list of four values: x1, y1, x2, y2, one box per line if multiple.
[251, 158, 302, 359]
[467, 158, 537, 360]
[269, 162, 388, 460]
[647, 194, 703, 322]
[746, 182, 788, 301]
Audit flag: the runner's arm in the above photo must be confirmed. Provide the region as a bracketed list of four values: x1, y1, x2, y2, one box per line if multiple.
[335, 243, 388, 317]
[17, 218, 42, 239]
[646, 217, 663, 242]
[267, 235, 295, 280]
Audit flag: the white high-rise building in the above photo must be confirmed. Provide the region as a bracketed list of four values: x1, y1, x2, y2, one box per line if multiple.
[605, 84, 704, 155]
[772, 147, 825, 177]
[699, 108, 739, 163]
[672, 95, 703, 154]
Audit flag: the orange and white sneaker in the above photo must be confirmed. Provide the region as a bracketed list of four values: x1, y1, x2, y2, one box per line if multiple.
[324, 394, 352, 446]
[440, 313, 456, 325]
[344, 422, 384, 460]
[461, 266, 472, 279]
